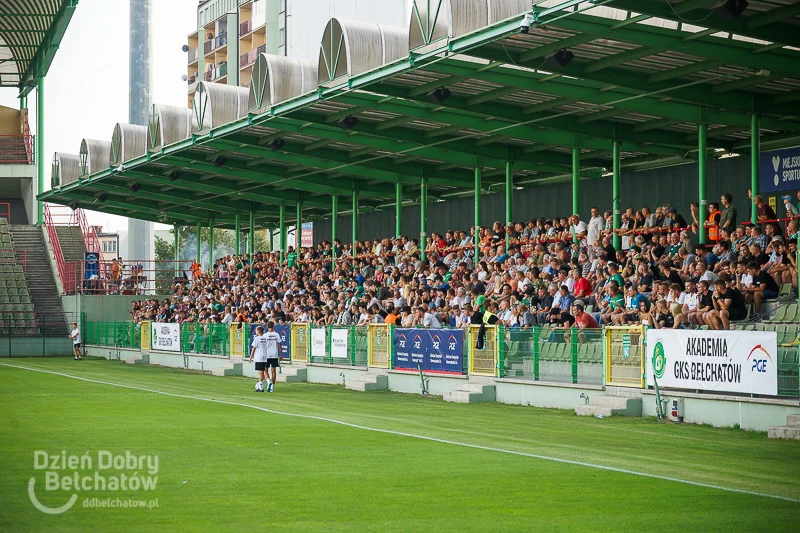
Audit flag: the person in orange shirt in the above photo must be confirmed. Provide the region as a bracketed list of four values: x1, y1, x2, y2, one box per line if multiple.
[190, 259, 202, 280]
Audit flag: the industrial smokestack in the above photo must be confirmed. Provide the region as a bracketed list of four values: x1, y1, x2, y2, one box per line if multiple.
[128, 0, 154, 268]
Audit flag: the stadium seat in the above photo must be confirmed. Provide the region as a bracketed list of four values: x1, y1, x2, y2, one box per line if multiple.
[20, 295, 31, 304]
[0, 234, 10, 243]
[778, 284, 793, 300]
[1, 243, 11, 251]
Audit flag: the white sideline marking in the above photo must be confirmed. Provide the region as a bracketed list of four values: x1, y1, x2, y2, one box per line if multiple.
[2, 362, 798, 504]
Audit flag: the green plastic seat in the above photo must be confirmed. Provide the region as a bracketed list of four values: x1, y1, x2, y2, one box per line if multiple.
[778, 304, 798, 324]
[0, 234, 9, 243]
[767, 305, 789, 323]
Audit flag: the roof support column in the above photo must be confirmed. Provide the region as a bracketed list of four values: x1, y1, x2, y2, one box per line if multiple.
[612, 140, 622, 250]
[295, 200, 302, 251]
[235, 215, 240, 255]
[352, 189, 358, 253]
[572, 147, 580, 244]
[174, 224, 180, 278]
[36, 76, 44, 225]
[698, 123, 708, 245]
[196, 222, 202, 275]
[395, 182, 402, 238]
[208, 219, 215, 274]
[279, 204, 286, 263]
[331, 195, 338, 270]
[20, 95, 27, 110]
[420, 174, 428, 265]
[474, 165, 482, 261]
[249, 209, 255, 274]
[751, 113, 760, 224]
[505, 159, 513, 249]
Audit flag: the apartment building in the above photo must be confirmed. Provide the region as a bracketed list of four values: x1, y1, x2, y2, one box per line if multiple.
[186, 0, 409, 107]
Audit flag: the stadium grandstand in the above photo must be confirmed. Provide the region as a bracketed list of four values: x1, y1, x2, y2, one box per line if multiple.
[2, 2, 800, 529]
[0, 0, 78, 352]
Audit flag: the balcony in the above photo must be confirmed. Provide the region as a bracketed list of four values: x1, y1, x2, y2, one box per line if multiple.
[240, 19, 252, 36]
[0, 135, 34, 165]
[187, 47, 198, 64]
[215, 33, 228, 50]
[203, 39, 214, 55]
[204, 63, 228, 82]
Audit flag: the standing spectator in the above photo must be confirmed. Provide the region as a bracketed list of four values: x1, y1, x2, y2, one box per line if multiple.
[704, 202, 721, 242]
[718, 193, 737, 235]
[587, 207, 604, 250]
[782, 195, 799, 219]
[754, 195, 777, 222]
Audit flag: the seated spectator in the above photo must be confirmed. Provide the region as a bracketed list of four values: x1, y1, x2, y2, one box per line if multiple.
[743, 262, 779, 315]
[705, 279, 747, 330]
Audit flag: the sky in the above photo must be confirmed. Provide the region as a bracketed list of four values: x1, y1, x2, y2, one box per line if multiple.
[0, 0, 199, 234]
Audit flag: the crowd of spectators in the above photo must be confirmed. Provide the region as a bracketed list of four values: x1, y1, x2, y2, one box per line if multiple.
[129, 190, 800, 336]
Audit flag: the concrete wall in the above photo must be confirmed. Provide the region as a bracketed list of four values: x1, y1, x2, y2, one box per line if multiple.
[84, 347, 797, 432]
[63, 294, 172, 325]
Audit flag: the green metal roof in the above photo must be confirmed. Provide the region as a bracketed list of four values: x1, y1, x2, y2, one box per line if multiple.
[39, 0, 800, 229]
[0, 0, 78, 95]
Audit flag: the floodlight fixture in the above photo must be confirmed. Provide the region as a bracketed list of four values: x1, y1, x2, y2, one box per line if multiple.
[426, 87, 452, 105]
[337, 116, 359, 131]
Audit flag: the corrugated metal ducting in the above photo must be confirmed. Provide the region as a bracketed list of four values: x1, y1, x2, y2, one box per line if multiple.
[148, 104, 193, 150]
[110, 123, 148, 166]
[51, 153, 80, 188]
[192, 81, 250, 132]
[248, 54, 318, 113]
[79, 139, 111, 178]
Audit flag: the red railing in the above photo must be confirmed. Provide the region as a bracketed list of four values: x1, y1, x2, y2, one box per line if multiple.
[43, 203, 71, 293]
[61, 259, 194, 295]
[0, 134, 33, 164]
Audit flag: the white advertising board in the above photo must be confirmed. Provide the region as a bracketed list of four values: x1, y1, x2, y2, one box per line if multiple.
[646, 330, 778, 396]
[151, 322, 181, 352]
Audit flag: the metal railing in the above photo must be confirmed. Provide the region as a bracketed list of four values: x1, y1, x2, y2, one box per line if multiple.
[503, 326, 604, 385]
[62, 259, 194, 295]
[0, 249, 27, 273]
[0, 134, 34, 164]
[43, 203, 69, 293]
[0, 311, 76, 337]
[187, 47, 198, 63]
[44, 203, 107, 294]
[203, 39, 214, 55]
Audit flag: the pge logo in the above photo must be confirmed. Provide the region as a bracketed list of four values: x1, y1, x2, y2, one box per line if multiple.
[747, 345, 772, 373]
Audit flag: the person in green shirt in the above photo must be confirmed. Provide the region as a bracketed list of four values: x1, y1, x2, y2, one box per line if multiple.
[719, 193, 737, 234]
[608, 262, 625, 288]
[286, 246, 298, 268]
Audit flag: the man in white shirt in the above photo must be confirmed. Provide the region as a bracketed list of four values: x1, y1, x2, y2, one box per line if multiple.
[69, 322, 82, 360]
[248, 323, 283, 393]
[416, 306, 442, 328]
[587, 207, 604, 250]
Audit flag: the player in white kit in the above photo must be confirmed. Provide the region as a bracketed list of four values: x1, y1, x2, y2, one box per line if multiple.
[248, 322, 283, 393]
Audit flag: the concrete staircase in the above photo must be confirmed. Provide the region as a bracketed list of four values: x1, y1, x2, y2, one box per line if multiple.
[346, 373, 389, 392]
[575, 396, 642, 417]
[768, 414, 800, 440]
[444, 383, 496, 403]
[54, 226, 87, 263]
[275, 366, 307, 383]
[211, 361, 243, 377]
[125, 354, 149, 365]
[8, 225, 66, 335]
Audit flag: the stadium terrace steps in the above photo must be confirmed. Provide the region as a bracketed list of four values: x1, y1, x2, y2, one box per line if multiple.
[575, 396, 642, 417]
[276, 366, 307, 383]
[211, 361, 242, 377]
[54, 226, 87, 264]
[346, 373, 388, 392]
[443, 383, 496, 403]
[125, 354, 149, 365]
[767, 413, 800, 440]
[7, 225, 65, 335]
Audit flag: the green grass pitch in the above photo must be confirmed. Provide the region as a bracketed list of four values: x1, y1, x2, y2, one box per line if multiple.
[1, 357, 799, 532]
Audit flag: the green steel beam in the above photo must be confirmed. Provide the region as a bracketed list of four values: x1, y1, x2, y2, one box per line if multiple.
[648, 60, 725, 84]
[205, 139, 476, 188]
[333, 91, 686, 156]
[550, 13, 800, 79]
[698, 123, 707, 244]
[612, 140, 621, 250]
[607, 0, 800, 49]
[751, 114, 759, 225]
[450, 52, 796, 128]
[36, 75, 44, 224]
[19, 0, 79, 96]
[395, 182, 402, 237]
[583, 46, 662, 73]
[121, 169, 331, 209]
[97, 180, 253, 214]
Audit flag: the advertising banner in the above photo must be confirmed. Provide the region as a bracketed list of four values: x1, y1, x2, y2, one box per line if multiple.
[311, 328, 327, 359]
[301, 222, 314, 247]
[393, 328, 464, 374]
[331, 328, 349, 359]
[646, 330, 778, 396]
[151, 322, 181, 352]
[760, 146, 800, 194]
[248, 324, 292, 360]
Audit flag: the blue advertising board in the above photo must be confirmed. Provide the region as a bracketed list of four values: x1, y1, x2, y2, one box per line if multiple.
[393, 328, 464, 374]
[248, 324, 292, 360]
[760, 146, 800, 194]
[84, 252, 99, 280]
